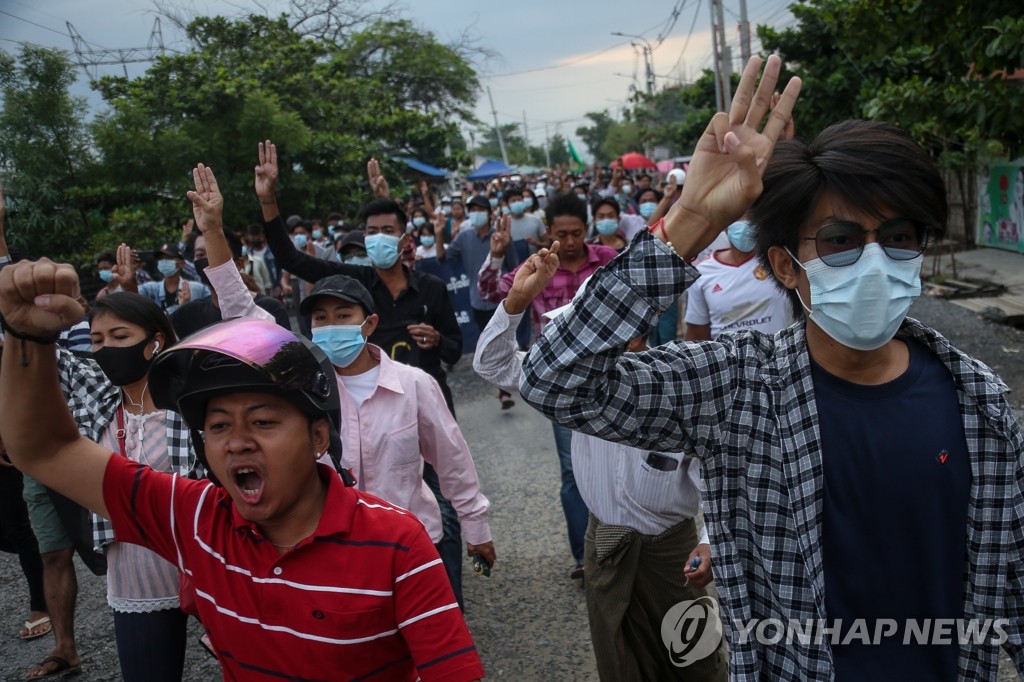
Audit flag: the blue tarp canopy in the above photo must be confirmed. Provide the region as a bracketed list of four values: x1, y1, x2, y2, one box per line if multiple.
[395, 156, 449, 178]
[467, 159, 516, 181]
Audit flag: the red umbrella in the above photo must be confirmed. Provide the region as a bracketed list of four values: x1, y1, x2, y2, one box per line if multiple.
[617, 152, 657, 170]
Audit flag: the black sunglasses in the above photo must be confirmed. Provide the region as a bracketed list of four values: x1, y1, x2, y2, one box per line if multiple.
[801, 217, 930, 267]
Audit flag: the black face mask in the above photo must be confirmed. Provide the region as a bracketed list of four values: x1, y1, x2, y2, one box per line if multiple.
[93, 335, 156, 387]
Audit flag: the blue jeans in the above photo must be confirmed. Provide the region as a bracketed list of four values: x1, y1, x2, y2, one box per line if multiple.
[551, 422, 589, 563]
[422, 463, 464, 609]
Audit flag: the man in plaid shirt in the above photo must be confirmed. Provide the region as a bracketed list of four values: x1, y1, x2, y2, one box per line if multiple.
[521, 56, 1024, 680]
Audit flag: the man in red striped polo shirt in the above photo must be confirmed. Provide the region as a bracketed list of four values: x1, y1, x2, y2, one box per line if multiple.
[0, 259, 484, 682]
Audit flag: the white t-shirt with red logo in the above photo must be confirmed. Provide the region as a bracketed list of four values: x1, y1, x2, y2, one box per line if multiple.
[684, 250, 794, 339]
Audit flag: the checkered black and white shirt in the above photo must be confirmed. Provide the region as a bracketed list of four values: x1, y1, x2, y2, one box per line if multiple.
[520, 230, 1024, 680]
[56, 348, 196, 552]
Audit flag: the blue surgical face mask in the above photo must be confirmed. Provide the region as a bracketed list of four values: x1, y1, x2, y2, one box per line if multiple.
[344, 255, 373, 267]
[638, 201, 658, 218]
[788, 242, 922, 351]
[595, 219, 619, 236]
[412, 216, 427, 228]
[470, 211, 489, 229]
[509, 200, 526, 215]
[576, 193, 588, 202]
[312, 321, 367, 368]
[500, 206, 510, 215]
[420, 235, 436, 247]
[442, 205, 452, 216]
[98, 269, 115, 283]
[312, 229, 323, 240]
[489, 198, 499, 208]
[726, 220, 757, 253]
[241, 245, 250, 257]
[157, 260, 180, 277]
[622, 184, 633, 195]
[293, 234, 308, 249]
[364, 233, 401, 269]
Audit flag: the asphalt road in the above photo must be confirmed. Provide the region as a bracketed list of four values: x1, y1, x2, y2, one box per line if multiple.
[1, 292, 1021, 681]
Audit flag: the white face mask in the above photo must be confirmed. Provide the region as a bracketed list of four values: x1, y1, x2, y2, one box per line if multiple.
[789, 242, 922, 351]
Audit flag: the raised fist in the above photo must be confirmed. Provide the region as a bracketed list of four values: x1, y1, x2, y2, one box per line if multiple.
[0, 259, 84, 338]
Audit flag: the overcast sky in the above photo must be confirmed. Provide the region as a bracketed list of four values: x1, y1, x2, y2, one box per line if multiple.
[0, 0, 795, 161]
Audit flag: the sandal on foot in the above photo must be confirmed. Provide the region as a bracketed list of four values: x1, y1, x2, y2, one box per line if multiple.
[25, 655, 81, 680]
[19, 616, 52, 641]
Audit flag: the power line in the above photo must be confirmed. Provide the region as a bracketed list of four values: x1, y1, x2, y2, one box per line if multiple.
[669, 0, 705, 78]
[654, 0, 688, 48]
[0, 8, 111, 52]
[486, 41, 629, 79]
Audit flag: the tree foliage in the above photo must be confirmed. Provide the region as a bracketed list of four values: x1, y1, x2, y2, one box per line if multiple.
[758, 0, 1024, 242]
[759, 0, 1024, 165]
[576, 70, 723, 164]
[0, 46, 99, 261]
[90, 13, 478, 233]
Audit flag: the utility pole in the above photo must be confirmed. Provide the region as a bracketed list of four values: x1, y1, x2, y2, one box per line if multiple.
[487, 86, 509, 166]
[710, 0, 732, 111]
[738, 0, 752, 65]
[642, 43, 655, 97]
[522, 110, 530, 161]
[544, 124, 552, 169]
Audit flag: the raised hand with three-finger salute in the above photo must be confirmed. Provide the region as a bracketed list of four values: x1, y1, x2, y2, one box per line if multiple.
[367, 158, 390, 199]
[114, 243, 138, 292]
[657, 55, 801, 260]
[489, 214, 512, 260]
[255, 140, 280, 220]
[187, 164, 225, 236]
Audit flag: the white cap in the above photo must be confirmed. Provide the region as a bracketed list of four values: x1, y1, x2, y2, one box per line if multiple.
[534, 187, 547, 197]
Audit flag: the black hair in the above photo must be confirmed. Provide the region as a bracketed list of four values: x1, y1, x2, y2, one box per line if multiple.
[246, 223, 265, 237]
[361, 198, 408, 229]
[411, 205, 428, 219]
[224, 231, 244, 260]
[545, 190, 588, 228]
[327, 212, 343, 223]
[92, 292, 178, 346]
[96, 251, 116, 266]
[750, 119, 947, 316]
[591, 197, 621, 218]
[637, 188, 663, 204]
[505, 185, 524, 200]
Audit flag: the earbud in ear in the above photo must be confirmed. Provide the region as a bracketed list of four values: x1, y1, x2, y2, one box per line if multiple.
[153, 341, 161, 353]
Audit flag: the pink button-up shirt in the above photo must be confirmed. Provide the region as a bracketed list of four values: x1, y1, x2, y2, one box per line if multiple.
[207, 260, 491, 546]
[332, 346, 491, 545]
[477, 243, 618, 330]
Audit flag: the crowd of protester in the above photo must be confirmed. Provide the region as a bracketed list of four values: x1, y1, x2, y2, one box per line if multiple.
[0, 55, 1022, 681]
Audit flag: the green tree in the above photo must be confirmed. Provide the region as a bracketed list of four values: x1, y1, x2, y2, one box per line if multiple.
[474, 123, 529, 165]
[599, 119, 643, 162]
[548, 133, 571, 167]
[0, 46, 99, 262]
[759, 0, 1024, 243]
[576, 111, 615, 164]
[621, 70, 723, 159]
[90, 14, 479, 233]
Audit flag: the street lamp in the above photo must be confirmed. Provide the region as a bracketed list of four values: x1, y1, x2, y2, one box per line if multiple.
[611, 32, 655, 96]
[611, 32, 657, 159]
